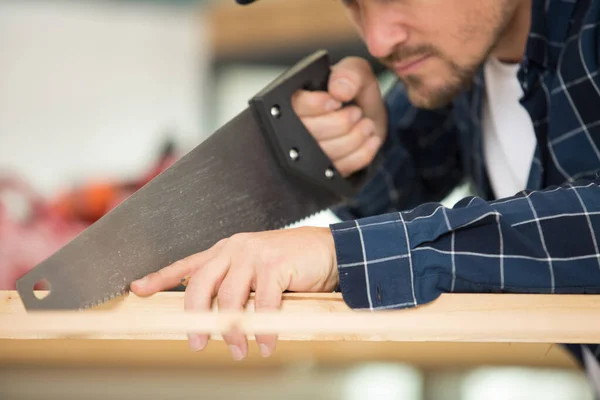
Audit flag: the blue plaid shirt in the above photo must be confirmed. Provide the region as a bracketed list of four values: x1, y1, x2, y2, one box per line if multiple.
[331, 0, 600, 368]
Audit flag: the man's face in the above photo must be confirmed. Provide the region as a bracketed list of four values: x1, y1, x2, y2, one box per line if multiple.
[342, 0, 517, 109]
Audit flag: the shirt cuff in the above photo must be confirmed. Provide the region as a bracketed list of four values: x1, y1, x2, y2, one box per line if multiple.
[330, 212, 420, 311]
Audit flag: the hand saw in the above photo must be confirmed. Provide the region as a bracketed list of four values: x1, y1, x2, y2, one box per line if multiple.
[16, 50, 376, 311]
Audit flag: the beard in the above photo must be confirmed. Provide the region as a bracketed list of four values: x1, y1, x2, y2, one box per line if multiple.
[379, 44, 484, 109]
[378, 3, 513, 111]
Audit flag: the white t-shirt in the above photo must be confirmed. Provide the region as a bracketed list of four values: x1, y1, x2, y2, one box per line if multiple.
[482, 57, 537, 199]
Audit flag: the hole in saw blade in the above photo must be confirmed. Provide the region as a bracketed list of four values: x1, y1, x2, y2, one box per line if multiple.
[33, 279, 51, 300]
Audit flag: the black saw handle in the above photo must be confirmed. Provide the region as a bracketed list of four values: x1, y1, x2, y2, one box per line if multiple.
[249, 50, 378, 198]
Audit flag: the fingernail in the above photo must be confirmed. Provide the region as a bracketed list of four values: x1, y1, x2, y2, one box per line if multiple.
[229, 345, 244, 361]
[188, 334, 204, 352]
[350, 107, 362, 124]
[132, 276, 147, 287]
[333, 78, 354, 98]
[325, 99, 341, 111]
[259, 344, 271, 357]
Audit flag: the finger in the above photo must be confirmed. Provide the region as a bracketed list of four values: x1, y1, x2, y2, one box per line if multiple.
[291, 89, 342, 117]
[334, 135, 382, 177]
[185, 252, 231, 352]
[319, 117, 375, 160]
[301, 105, 363, 141]
[328, 57, 385, 128]
[217, 258, 255, 361]
[253, 270, 285, 357]
[131, 240, 225, 296]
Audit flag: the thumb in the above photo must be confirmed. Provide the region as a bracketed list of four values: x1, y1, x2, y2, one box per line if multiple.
[328, 57, 387, 140]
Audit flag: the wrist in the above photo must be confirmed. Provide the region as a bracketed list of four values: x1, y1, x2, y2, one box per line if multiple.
[322, 227, 339, 292]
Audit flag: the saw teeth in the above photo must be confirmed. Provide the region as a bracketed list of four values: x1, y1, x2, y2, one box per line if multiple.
[282, 207, 334, 229]
[78, 287, 130, 311]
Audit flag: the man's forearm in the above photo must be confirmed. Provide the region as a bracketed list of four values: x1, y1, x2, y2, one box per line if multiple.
[331, 176, 600, 310]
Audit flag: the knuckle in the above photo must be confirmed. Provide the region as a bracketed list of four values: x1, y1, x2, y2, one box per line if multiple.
[308, 92, 325, 109]
[213, 237, 230, 252]
[340, 151, 371, 175]
[360, 117, 375, 134]
[346, 55, 368, 66]
[349, 56, 374, 76]
[357, 147, 375, 167]
[229, 232, 251, 245]
[292, 90, 327, 115]
[290, 89, 302, 104]
[169, 260, 192, 278]
[291, 100, 302, 116]
[216, 237, 229, 247]
[338, 56, 366, 70]
[322, 146, 339, 162]
[350, 125, 367, 147]
[335, 163, 352, 178]
[300, 117, 319, 138]
[340, 106, 361, 129]
[328, 137, 359, 161]
[228, 233, 268, 262]
[298, 92, 314, 110]
[335, 57, 373, 81]
[217, 286, 235, 305]
[360, 59, 375, 75]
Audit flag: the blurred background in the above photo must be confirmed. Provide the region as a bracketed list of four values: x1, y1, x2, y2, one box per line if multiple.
[0, 0, 594, 398]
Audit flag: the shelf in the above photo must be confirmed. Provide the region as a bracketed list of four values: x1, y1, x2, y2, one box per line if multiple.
[207, 0, 365, 63]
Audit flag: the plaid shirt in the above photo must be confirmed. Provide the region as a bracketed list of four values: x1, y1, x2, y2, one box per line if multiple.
[331, 0, 600, 368]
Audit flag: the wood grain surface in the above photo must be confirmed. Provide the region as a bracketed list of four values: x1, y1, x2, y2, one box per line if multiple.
[0, 339, 579, 370]
[2, 290, 594, 369]
[2, 291, 600, 343]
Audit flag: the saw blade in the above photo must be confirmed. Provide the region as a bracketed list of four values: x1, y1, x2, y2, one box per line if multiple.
[16, 50, 376, 311]
[16, 107, 342, 310]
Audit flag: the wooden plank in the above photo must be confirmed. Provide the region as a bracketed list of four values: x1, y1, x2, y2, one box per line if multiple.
[0, 339, 578, 370]
[1, 291, 600, 344]
[1, 291, 591, 369]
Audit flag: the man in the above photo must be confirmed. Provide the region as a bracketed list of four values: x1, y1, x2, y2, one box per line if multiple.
[131, 0, 600, 375]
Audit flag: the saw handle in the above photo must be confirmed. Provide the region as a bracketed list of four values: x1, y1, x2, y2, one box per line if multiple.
[249, 50, 378, 199]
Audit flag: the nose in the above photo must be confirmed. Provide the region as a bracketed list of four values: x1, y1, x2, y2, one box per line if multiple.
[360, 6, 409, 59]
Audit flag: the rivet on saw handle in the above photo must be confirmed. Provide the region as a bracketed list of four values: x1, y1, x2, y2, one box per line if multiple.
[248, 49, 377, 199]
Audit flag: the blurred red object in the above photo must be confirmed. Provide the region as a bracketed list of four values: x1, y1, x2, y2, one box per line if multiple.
[50, 180, 133, 224]
[51, 140, 178, 224]
[0, 176, 88, 290]
[0, 139, 180, 290]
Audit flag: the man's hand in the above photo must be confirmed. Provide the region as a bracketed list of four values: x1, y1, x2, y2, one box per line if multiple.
[292, 56, 388, 177]
[130, 226, 338, 360]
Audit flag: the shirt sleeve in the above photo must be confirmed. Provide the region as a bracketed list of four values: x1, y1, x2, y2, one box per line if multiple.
[330, 176, 600, 310]
[332, 80, 465, 221]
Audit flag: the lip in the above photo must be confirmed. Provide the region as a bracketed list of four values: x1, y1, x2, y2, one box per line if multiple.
[393, 54, 430, 74]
